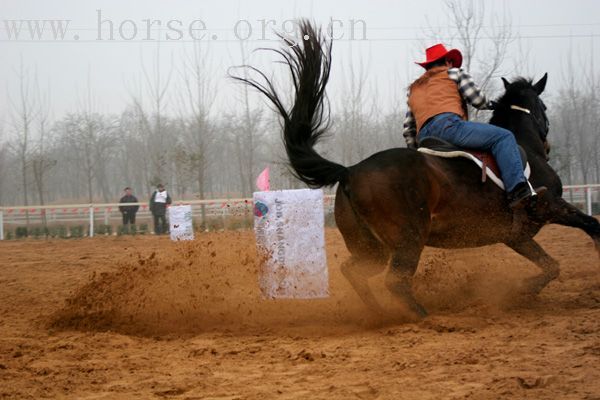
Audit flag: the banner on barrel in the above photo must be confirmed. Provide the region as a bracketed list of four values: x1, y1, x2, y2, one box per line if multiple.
[253, 189, 329, 299]
[168, 205, 194, 241]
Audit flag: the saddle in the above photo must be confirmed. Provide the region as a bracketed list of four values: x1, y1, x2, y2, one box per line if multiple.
[417, 137, 530, 191]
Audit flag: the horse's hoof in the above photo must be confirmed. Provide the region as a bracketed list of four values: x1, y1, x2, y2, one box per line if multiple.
[371, 306, 391, 320]
[410, 302, 428, 318]
[520, 276, 547, 296]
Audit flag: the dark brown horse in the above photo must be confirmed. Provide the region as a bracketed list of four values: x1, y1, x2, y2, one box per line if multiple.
[234, 21, 600, 317]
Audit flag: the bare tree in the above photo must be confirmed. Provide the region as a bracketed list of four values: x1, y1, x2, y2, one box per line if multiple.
[334, 45, 371, 165]
[113, 107, 150, 196]
[0, 133, 9, 206]
[424, 0, 517, 119]
[7, 58, 40, 226]
[176, 41, 216, 202]
[230, 43, 265, 196]
[30, 77, 56, 228]
[59, 112, 115, 203]
[133, 45, 175, 186]
[553, 45, 589, 185]
[583, 38, 600, 183]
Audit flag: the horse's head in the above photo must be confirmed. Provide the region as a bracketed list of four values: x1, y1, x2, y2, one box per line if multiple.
[492, 74, 550, 161]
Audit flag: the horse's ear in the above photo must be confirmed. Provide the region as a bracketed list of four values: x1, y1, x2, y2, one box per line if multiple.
[533, 73, 548, 95]
[501, 77, 510, 89]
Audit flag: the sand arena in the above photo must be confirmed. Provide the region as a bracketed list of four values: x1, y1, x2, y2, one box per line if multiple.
[0, 225, 599, 399]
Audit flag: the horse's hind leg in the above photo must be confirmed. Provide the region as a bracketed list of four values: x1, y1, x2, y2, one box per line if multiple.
[385, 244, 428, 317]
[335, 189, 388, 314]
[341, 232, 427, 318]
[505, 238, 560, 295]
[542, 197, 600, 262]
[340, 254, 387, 315]
[338, 164, 433, 318]
[354, 193, 431, 318]
[368, 211, 430, 317]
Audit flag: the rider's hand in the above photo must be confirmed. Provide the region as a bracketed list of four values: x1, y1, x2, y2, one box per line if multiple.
[488, 100, 499, 110]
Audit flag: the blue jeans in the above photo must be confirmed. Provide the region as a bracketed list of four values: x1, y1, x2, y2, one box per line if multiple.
[418, 113, 525, 192]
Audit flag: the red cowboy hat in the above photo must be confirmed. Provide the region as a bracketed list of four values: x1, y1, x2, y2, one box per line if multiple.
[416, 44, 463, 68]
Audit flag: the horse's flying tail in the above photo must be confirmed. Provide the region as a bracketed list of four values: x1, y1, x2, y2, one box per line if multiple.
[231, 20, 347, 188]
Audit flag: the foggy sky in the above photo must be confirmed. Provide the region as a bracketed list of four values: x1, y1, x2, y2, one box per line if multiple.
[1, 0, 599, 134]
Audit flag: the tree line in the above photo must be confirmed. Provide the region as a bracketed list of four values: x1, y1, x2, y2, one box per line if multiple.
[1, 1, 598, 209]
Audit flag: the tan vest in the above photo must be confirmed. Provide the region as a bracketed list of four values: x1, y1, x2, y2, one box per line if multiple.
[408, 66, 467, 133]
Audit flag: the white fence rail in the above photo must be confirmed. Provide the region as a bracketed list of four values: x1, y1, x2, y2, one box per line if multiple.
[562, 184, 600, 216]
[0, 196, 337, 240]
[0, 185, 598, 240]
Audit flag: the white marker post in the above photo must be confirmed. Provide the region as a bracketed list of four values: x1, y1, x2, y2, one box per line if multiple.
[253, 188, 329, 299]
[89, 206, 94, 238]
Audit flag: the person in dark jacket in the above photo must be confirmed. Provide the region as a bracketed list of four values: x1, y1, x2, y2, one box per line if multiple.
[119, 187, 139, 233]
[149, 183, 172, 235]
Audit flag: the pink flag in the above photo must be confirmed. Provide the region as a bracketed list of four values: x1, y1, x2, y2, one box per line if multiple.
[256, 167, 270, 191]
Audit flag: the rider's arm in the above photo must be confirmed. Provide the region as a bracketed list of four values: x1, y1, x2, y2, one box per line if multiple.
[448, 68, 495, 110]
[403, 103, 418, 149]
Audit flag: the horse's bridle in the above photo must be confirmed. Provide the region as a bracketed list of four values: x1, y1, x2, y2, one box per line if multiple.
[510, 98, 550, 159]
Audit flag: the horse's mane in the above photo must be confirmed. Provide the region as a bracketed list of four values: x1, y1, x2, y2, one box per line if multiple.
[495, 77, 535, 105]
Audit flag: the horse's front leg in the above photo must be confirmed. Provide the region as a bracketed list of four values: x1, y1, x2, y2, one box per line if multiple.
[505, 238, 560, 295]
[542, 197, 600, 261]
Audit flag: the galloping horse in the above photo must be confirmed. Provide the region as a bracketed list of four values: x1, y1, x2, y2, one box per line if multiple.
[234, 21, 600, 317]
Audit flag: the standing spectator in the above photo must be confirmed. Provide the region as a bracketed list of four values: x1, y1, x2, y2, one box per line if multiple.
[119, 187, 139, 234]
[150, 183, 172, 235]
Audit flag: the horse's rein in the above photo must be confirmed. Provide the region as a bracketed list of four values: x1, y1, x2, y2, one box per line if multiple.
[510, 104, 551, 160]
[510, 105, 531, 114]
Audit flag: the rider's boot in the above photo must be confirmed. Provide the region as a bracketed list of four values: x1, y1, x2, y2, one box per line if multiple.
[508, 182, 548, 210]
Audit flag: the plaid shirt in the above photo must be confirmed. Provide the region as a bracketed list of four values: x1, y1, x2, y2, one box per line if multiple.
[402, 68, 493, 148]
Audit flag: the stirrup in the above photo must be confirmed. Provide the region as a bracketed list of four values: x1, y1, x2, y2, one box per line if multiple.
[509, 184, 547, 210]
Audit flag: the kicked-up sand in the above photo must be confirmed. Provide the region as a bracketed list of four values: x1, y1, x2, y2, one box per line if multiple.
[0, 224, 599, 399]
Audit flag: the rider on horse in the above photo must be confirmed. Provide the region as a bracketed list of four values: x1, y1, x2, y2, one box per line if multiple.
[402, 44, 546, 210]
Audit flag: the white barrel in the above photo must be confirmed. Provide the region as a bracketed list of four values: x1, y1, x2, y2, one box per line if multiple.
[253, 189, 329, 299]
[168, 205, 195, 241]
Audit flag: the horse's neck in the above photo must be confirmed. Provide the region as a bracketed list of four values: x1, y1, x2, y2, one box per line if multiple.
[492, 114, 546, 159]
[491, 110, 562, 190]
[515, 128, 546, 160]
